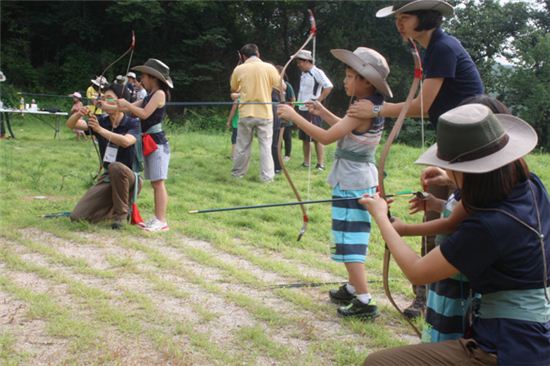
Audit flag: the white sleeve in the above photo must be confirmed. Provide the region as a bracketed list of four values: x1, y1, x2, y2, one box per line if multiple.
[312, 67, 333, 89]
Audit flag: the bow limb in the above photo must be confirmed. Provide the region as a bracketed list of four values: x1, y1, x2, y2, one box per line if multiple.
[277, 9, 316, 241]
[378, 38, 423, 338]
[90, 31, 136, 180]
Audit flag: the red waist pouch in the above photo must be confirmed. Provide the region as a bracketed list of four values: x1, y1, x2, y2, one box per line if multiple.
[142, 134, 158, 156]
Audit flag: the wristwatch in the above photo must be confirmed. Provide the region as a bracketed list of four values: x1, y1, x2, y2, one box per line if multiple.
[372, 104, 382, 118]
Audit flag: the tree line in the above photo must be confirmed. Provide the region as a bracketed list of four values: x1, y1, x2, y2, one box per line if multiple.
[1, 0, 548, 148]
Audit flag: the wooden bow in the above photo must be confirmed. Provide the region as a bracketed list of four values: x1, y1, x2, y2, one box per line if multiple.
[90, 31, 136, 180]
[277, 9, 316, 241]
[378, 38, 423, 338]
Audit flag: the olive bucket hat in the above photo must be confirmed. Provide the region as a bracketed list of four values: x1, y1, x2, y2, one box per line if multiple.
[415, 103, 538, 173]
[132, 58, 173, 89]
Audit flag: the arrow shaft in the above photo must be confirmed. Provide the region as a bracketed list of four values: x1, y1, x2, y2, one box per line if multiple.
[189, 191, 417, 214]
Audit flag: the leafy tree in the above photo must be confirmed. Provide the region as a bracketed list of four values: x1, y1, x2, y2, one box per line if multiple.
[0, 0, 548, 148]
[448, 0, 530, 92]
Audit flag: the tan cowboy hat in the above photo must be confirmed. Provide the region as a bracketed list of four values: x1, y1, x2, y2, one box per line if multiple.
[415, 104, 538, 173]
[376, 0, 454, 18]
[295, 50, 313, 61]
[131, 58, 173, 88]
[330, 47, 393, 98]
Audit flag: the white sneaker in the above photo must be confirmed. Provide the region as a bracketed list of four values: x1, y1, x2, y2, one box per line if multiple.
[283, 156, 291, 162]
[144, 218, 169, 232]
[137, 217, 156, 229]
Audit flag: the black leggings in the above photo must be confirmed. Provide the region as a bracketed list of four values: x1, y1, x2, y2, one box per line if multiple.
[282, 124, 293, 157]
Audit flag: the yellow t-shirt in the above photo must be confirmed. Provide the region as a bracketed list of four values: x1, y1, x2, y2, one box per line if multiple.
[230, 57, 281, 120]
[86, 85, 103, 115]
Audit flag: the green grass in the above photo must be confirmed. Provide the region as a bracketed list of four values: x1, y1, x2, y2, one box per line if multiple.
[1, 116, 549, 365]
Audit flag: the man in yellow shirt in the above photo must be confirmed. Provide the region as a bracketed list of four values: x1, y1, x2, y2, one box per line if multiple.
[230, 44, 281, 182]
[86, 76, 108, 115]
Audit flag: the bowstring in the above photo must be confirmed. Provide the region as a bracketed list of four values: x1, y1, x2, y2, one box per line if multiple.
[420, 78, 425, 149]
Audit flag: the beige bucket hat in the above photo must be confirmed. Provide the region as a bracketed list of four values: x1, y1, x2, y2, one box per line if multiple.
[91, 75, 108, 87]
[330, 47, 393, 98]
[415, 104, 538, 173]
[295, 50, 313, 61]
[376, 0, 454, 18]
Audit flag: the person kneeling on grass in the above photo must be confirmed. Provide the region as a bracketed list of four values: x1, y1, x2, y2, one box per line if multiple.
[278, 47, 393, 320]
[67, 83, 142, 230]
[360, 103, 549, 365]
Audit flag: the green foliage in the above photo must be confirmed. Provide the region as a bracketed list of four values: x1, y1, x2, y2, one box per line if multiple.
[448, 0, 530, 91]
[1, 0, 549, 148]
[500, 30, 550, 150]
[167, 109, 227, 133]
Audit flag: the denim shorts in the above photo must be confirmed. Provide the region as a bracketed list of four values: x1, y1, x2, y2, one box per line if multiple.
[144, 142, 170, 181]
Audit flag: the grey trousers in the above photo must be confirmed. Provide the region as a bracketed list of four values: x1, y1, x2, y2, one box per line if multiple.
[231, 117, 274, 182]
[71, 162, 141, 223]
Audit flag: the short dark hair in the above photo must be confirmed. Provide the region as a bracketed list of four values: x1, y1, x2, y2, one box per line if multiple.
[461, 159, 530, 212]
[459, 95, 511, 114]
[240, 44, 259, 58]
[404, 10, 443, 31]
[104, 82, 131, 101]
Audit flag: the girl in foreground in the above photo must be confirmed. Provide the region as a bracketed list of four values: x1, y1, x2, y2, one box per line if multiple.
[361, 103, 549, 365]
[117, 58, 173, 232]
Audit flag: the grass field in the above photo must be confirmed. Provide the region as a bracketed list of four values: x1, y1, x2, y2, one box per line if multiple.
[1, 115, 548, 365]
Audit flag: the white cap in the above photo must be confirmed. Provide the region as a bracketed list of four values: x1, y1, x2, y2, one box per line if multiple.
[126, 72, 137, 79]
[68, 91, 82, 99]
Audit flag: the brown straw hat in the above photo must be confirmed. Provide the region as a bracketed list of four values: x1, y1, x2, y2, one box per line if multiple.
[415, 104, 538, 173]
[376, 0, 454, 18]
[132, 58, 173, 88]
[330, 47, 393, 98]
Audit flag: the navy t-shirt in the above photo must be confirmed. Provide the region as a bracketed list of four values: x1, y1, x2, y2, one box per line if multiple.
[441, 174, 550, 365]
[141, 90, 167, 144]
[96, 114, 140, 170]
[423, 28, 484, 128]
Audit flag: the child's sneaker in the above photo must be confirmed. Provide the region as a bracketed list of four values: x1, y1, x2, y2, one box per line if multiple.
[329, 284, 355, 305]
[337, 298, 379, 320]
[137, 217, 155, 229]
[144, 218, 169, 232]
[315, 163, 325, 171]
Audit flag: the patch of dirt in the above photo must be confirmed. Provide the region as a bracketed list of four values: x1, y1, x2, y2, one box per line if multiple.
[2, 227, 420, 365]
[0, 238, 195, 365]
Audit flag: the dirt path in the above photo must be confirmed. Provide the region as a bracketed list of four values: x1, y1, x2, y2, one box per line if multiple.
[1, 228, 419, 365]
